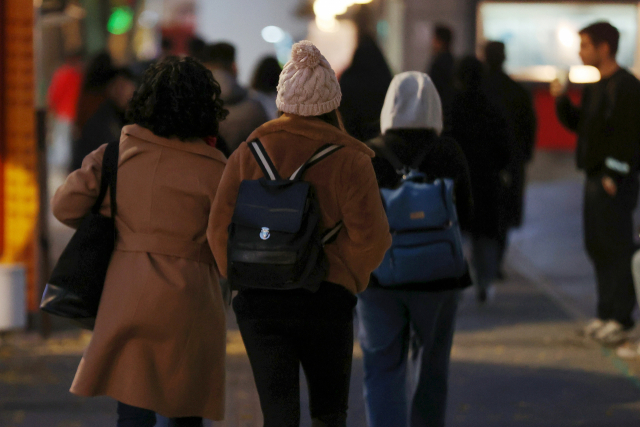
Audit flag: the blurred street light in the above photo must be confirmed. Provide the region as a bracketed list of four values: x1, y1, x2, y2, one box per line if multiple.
[557, 26, 578, 48]
[138, 10, 160, 29]
[262, 26, 286, 44]
[313, 0, 372, 33]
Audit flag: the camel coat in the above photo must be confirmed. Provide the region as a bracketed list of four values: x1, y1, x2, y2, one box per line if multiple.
[209, 114, 392, 294]
[51, 124, 227, 420]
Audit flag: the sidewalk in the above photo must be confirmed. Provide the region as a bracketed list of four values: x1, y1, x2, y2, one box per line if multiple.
[1, 150, 640, 426]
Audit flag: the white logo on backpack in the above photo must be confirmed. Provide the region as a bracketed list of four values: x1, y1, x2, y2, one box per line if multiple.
[260, 227, 271, 240]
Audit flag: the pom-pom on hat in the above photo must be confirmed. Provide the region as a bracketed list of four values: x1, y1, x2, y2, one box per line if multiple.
[276, 41, 341, 116]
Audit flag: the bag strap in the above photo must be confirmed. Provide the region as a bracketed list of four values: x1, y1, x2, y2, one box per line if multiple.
[91, 140, 119, 217]
[369, 136, 429, 173]
[249, 139, 282, 181]
[289, 144, 343, 181]
[321, 220, 343, 246]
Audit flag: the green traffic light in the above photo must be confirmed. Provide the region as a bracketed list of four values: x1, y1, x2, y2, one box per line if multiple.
[107, 6, 134, 35]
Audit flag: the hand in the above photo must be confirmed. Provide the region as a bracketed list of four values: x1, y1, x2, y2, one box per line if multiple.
[550, 78, 567, 98]
[499, 170, 512, 187]
[602, 176, 617, 197]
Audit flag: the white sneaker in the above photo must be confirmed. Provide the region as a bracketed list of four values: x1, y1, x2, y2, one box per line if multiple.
[616, 342, 640, 359]
[580, 318, 606, 338]
[594, 320, 628, 346]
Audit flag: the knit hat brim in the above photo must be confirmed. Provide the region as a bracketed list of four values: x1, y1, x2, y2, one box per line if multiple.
[276, 94, 341, 117]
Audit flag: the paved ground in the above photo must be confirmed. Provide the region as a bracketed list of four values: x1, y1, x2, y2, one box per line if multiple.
[2, 150, 640, 426]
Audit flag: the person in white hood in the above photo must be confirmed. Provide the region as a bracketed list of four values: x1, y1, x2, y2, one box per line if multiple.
[357, 71, 473, 427]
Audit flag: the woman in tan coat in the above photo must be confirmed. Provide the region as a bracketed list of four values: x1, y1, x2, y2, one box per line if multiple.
[52, 57, 229, 427]
[209, 41, 391, 427]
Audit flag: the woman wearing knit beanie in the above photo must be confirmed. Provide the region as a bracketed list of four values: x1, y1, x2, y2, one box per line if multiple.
[209, 41, 391, 426]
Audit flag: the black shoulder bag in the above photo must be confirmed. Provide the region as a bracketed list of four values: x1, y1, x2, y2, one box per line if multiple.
[40, 140, 119, 330]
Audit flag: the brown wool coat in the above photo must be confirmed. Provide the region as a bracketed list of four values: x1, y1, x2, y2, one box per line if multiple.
[209, 114, 392, 294]
[51, 125, 227, 420]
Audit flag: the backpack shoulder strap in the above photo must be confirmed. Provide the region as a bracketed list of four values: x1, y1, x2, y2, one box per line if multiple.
[91, 140, 119, 217]
[368, 136, 404, 172]
[369, 136, 430, 172]
[289, 144, 343, 181]
[411, 145, 431, 170]
[248, 139, 282, 181]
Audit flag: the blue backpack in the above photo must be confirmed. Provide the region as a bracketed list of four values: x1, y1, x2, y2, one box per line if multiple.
[371, 142, 466, 286]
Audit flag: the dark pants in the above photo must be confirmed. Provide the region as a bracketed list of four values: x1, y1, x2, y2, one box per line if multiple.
[471, 235, 501, 291]
[233, 283, 357, 427]
[116, 402, 203, 427]
[584, 175, 638, 328]
[357, 287, 460, 427]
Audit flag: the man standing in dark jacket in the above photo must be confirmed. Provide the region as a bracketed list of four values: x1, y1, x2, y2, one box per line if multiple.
[553, 22, 640, 345]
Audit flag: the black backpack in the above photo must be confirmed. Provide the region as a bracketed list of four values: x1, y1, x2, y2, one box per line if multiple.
[227, 139, 343, 292]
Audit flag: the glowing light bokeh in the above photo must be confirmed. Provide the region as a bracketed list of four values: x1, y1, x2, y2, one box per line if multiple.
[313, 0, 373, 32]
[569, 65, 601, 83]
[262, 26, 286, 43]
[558, 27, 578, 48]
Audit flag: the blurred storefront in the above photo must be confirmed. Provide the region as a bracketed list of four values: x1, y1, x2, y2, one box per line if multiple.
[475, 1, 640, 151]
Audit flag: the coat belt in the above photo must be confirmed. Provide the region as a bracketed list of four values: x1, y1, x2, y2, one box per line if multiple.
[115, 233, 215, 265]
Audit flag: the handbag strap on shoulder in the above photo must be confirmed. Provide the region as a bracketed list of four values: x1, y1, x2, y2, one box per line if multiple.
[91, 140, 119, 217]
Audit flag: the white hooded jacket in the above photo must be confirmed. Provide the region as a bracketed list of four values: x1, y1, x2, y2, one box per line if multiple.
[380, 71, 444, 135]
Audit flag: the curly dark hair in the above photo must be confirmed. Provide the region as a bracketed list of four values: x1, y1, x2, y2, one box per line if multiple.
[126, 56, 228, 141]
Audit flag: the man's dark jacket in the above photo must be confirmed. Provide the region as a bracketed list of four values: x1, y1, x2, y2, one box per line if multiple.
[556, 68, 640, 181]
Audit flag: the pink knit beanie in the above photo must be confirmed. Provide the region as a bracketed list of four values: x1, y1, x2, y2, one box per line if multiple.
[276, 41, 342, 116]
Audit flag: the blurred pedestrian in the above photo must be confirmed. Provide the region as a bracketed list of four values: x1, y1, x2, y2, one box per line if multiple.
[52, 57, 229, 426]
[209, 40, 391, 427]
[71, 68, 137, 172]
[358, 71, 473, 427]
[339, 33, 392, 141]
[203, 42, 268, 153]
[187, 36, 206, 62]
[552, 22, 640, 345]
[160, 36, 173, 60]
[74, 52, 116, 139]
[450, 56, 510, 303]
[483, 41, 537, 278]
[427, 24, 456, 132]
[47, 50, 83, 172]
[250, 56, 281, 121]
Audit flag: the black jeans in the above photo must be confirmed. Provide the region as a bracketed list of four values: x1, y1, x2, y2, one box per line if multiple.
[584, 175, 638, 328]
[116, 402, 203, 427]
[233, 282, 357, 427]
